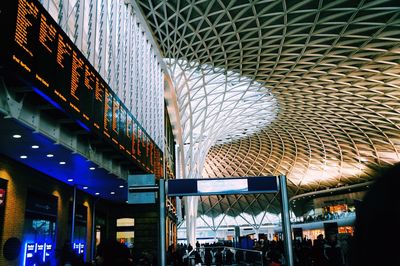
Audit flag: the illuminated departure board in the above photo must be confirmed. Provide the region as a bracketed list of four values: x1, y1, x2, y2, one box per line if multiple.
[0, 0, 163, 177]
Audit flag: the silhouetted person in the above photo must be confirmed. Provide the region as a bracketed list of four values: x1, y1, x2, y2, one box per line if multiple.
[214, 249, 223, 266]
[324, 233, 344, 266]
[187, 243, 193, 252]
[194, 250, 202, 266]
[312, 234, 327, 266]
[95, 239, 133, 266]
[225, 248, 234, 265]
[204, 248, 212, 266]
[59, 240, 83, 266]
[351, 163, 400, 266]
[268, 250, 282, 266]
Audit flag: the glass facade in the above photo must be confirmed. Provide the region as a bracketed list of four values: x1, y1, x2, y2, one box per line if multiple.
[39, 0, 164, 149]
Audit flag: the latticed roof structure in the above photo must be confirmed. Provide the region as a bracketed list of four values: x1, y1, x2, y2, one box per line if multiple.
[138, 0, 400, 219]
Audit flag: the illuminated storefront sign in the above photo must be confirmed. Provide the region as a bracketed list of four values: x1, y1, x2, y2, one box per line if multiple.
[0, 188, 6, 207]
[23, 242, 52, 266]
[73, 242, 85, 255]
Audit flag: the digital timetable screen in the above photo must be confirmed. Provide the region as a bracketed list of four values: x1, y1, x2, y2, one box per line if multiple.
[0, 0, 163, 177]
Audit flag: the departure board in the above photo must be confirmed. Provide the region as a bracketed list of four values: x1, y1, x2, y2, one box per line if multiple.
[0, 0, 163, 177]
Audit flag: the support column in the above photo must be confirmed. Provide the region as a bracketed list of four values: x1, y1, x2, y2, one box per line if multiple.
[279, 175, 294, 266]
[185, 196, 198, 246]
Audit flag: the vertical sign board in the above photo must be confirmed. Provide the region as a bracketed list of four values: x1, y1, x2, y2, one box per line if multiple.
[324, 222, 338, 237]
[0, 0, 164, 178]
[128, 174, 156, 204]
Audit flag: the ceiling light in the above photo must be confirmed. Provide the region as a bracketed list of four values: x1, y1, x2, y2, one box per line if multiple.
[83, 186, 88, 190]
[20, 155, 27, 159]
[110, 191, 115, 195]
[59, 161, 66, 165]
[31, 145, 39, 149]
[89, 167, 95, 170]
[119, 185, 124, 188]
[12, 134, 21, 139]
[67, 178, 73, 182]
[95, 192, 100, 195]
[46, 154, 54, 158]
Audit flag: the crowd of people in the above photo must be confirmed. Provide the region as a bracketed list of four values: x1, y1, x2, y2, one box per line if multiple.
[165, 234, 351, 266]
[56, 239, 155, 266]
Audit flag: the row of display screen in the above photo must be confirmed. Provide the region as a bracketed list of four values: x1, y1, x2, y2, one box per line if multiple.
[23, 242, 84, 265]
[1, 0, 163, 177]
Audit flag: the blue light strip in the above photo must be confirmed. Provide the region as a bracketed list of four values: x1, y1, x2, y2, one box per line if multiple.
[23, 243, 28, 266]
[42, 243, 46, 262]
[32, 87, 64, 112]
[76, 119, 90, 132]
[33, 87, 90, 132]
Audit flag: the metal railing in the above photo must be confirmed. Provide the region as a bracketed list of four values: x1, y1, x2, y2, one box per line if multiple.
[184, 246, 263, 266]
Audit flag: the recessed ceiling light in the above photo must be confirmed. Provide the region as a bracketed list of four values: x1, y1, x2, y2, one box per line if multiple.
[89, 167, 95, 170]
[31, 145, 39, 149]
[95, 192, 100, 195]
[46, 154, 54, 158]
[67, 178, 74, 182]
[59, 161, 66, 165]
[119, 185, 124, 188]
[110, 191, 115, 195]
[12, 134, 21, 139]
[83, 186, 88, 190]
[20, 155, 27, 159]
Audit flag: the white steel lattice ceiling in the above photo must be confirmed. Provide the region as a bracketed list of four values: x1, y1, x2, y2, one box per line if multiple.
[138, 0, 400, 218]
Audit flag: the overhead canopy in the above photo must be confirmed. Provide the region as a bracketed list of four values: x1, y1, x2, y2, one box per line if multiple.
[138, 0, 400, 217]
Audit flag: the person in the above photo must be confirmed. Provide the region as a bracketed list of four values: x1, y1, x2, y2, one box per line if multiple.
[94, 239, 133, 266]
[225, 248, 233, 265]
[59, 240, 83, 266]
[267, 249, 282, 266]
[194, 250, 202, 266]
[323, 233, 344, 266]
[312, 234, 327, 266]
[214, 249, 223, 266]
[204, 247, 212, 266]
[350, 163, 400, 266]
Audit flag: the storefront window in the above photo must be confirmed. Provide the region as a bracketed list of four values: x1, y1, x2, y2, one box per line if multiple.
[23, 190, 58, 266]
[116, 218, 135, 249]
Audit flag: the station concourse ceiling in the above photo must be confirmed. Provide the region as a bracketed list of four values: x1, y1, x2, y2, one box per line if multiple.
[137, 0, 400, 217]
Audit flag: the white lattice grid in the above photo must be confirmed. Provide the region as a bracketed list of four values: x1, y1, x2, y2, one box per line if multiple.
[139, 0, 400, 220]
[40, 0, 164, 149]
[167, 59, 278, 181]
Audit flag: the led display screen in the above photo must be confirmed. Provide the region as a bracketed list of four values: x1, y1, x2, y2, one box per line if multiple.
[0, 0, 163, 177]
[197, 179, 248, 194]
[167, 176, 278, 196]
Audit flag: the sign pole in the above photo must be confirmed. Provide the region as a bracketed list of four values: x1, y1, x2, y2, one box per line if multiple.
[279, 175, 294, 266]
[159, 179, 166, 266]
[71, 185, 77, 243]
[91, 198, 97, 261]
